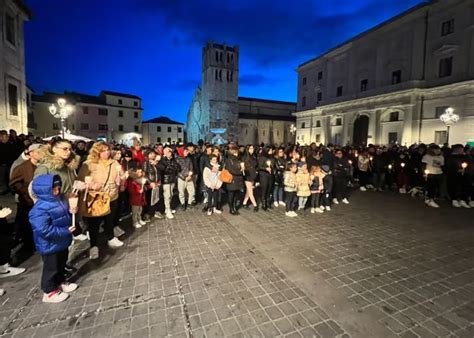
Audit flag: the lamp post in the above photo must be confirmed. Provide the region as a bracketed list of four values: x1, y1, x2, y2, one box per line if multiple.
[289, 123, 297, 144]
[49, 98, 73, 139]
[439, 107, 459, 145]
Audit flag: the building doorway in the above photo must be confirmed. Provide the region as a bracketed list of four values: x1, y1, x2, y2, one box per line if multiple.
[353, 115, 369, 146]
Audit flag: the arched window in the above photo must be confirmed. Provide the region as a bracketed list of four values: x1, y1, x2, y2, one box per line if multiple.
[227, 53, 230, 63]
[220, 52, 223, 61]
[215, 51, 219, 62]
[215, 69, 218, 80]
[230, 72, 233, 82]
[219, 70, 222, 80]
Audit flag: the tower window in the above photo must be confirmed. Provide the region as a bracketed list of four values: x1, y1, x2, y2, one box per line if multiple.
[167, 126, 172, 132]
[219, 69, 222, 80]
[226, 71, 229, 81]
[317, 92, 322, 103]
[227, 53, 230, 63]
[118, 99, 122, 104]
[302, 77, 307, 86]
[336, 86, 343, 97]
[220, 52, 223, 61]
[118, 110, 123, 117]
[230, 72, 233, 82]
[439, 57, 453, 78]
[360, 79, 368, 92]
[318, 71, 323, 80]
[231, 54, 234, 62]
[215, 69, 218, 80]
[5, 13, 16, 46]
[215, 51, 219, 62]
[302, 96, 306, 107]
[441, 19, 454, 36]
[157, 126, 161, 132]
[392, 70, 402, 84]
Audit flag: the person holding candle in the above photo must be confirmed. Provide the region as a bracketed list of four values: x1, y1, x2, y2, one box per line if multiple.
[445, 144, 470, 208]
[421, 144, 444, 208]
[284, 162, 298, 217]
[127, 167, 147, 228]
[176, 146, 196, 211]
[296, 162, 311, 211]
[357, 150, 371, 191]
[224, 144, 245, 215]
[202, 155, 223, 215]
[156, 146, 180, 219]
[309, 165, 325, 213]
[29, 174, 78, 303]
[257, 147, 275, 211]
[332, 149, 351, 205]
[143, 150, 162, 220]
[273, 148, 287, 207]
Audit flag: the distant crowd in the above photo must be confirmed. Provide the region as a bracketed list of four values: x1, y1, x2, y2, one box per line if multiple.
[0, 128, 473, 302]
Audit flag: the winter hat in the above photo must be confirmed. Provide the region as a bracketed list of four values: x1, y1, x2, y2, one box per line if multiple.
[321, 165, 330, 174]
[52, 175, 62, 188]
[124, 150, 133, 158]
[297, 161, 306, 168]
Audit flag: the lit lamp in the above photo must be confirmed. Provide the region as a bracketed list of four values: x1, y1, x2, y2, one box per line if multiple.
[401, 162, 406, 168]
[439, 107, 459, 145]
[461, 162, 467, 175]
[49, 98, 74, 139]
[424, 169, 430, 181]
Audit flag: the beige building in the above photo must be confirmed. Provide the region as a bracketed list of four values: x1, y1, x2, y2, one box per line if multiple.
[0, 0, 30, 134]
[187, 41, 296, 144]
[295, 0, 474, 146]
[30, 90, 143, 144]
[142, 116, 184, 145]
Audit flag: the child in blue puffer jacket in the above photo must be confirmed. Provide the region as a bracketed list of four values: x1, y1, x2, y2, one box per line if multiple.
[29, 174, 79, 303]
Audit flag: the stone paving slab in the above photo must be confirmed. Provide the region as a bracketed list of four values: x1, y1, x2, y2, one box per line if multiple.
[0, 190, 473, 337]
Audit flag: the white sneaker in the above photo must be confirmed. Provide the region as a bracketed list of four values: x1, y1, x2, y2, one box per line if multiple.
[319, 205, 325, 210]
[291, 211, 298, 217]
[108, 237, 124, 248]
[279, 201, 286, 206]
[399, 188, 406, 194]
[113, 226, 126, 238]
[133, 222, 142, 229]
[286, 211, 296, 217]
[207, 209, 212, 216]
[42, 289, 69, 303]
[61, 282, 78, 293]
[171, 210, 176, 214]
[342, 198, 349, 204]
[89, 246, 99, 260]
[452, 200, 461, 208]
[203, 197, 208, 204]
[73, 234, 88, 241]
[274, 202, 279, 207]
[332, 198, 339, 205]
[427, 200, 439, 208]
[0, 289, 4, 296]
[213, 208, 222, 214]
[315, 207, 324, 213]
[360, 186, 367, 192]
[310, 208, 315, 214]
[325, 206, 331, 211]
[459, 200, 470, 208]
[139, 220, 146, 225]
[166, 212, 174, 219]
[470, 201, 474, 208]
[0, 264, 26, 278]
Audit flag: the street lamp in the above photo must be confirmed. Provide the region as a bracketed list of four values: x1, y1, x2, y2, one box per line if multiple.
[439, 107, 459, 145]
[49, 98, 73, 139]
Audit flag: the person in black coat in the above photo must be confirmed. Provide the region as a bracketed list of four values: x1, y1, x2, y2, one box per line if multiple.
[273, 148, 287, 207]
[224, 145, 244, 215]
[242, 145, 258, 211]
[332, 148, 351, 204]
[258, 148, 275, 211]
[445, 144, 470, 208]
[157, 147, 180, 219]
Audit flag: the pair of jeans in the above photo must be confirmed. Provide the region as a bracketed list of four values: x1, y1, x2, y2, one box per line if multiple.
[285, 191, 296, 212]
[298, 197, 308, 209]
[273, 185, 284, 203]
[41, 249, 68, 293]
[372, 172, 386, 190]
[207, 188, 219, 210]
[259, 172, 273, 204]
[162, 183, 175, 214]
[177, 178, 195, 206]
[132, 205, 143, 224]
[310, 193, 321, 208]
[333, 176, 349, 200]
[426, 174, 442, 199]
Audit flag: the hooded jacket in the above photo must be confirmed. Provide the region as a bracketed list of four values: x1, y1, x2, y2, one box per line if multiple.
[29, 174, 72, 255]
[176, 147, 193, 180]
[34, 148, 80, 195]
[157, 156, 180, 184]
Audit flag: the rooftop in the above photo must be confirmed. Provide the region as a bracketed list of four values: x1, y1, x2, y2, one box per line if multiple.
[238, 96, 296, 106]
[143, 116, 184, 125]
[238, 112, 296, 122]
[100, 91, 141, 99]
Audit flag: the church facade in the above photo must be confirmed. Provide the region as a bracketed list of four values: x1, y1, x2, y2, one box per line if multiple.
[186, 42, 296, 145]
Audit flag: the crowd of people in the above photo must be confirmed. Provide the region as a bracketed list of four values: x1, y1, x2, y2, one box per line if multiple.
[0, 128, 473, 303]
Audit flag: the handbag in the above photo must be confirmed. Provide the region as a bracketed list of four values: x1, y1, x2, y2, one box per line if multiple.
[80, 164, 112, 217]
[219, 168, 233, 184]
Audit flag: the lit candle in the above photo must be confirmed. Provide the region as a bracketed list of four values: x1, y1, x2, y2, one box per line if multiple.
[388, 164, 392, 170]
[266, 160, 271, 167]
[461, 162, 467, 175]
[370, 156, 373, 161]
[84, 176, 92, 201]
[401, 162, 406, 168]
[348, 160, 353, 165]
[424, 169, 430, 181]
[69, 196, 78, 229]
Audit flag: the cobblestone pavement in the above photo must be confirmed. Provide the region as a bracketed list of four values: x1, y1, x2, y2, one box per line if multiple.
[0, 191, 473, 337]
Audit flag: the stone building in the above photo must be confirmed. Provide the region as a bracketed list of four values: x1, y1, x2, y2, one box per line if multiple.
[187, 41, 296, 144]
[142, 116, 184, 145]
[0, 0, 30, 134]
[295, 0, 474, 146]
[30, 90, 143, 144]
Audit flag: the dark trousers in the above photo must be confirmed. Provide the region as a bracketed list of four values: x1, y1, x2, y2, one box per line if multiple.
[83, 216, 104, 247]
[310, 193, 321, 208]
[426, 174, 442, 199]
[41, 249, 68, 293]
[259, 172, 273, 204]
[207, 188, 219, 210]
[359, 171, 370, 186]
[228, 190, 240, 210]
[333, 176, 349, 200]
[285, 191, 296, 212]
[0, 219, 13, 265]
[447, 173, 468, 201]
[104, 199, 118, 240]
[115, 191, 130, 225]
[320, 191, 331, 207]
[15, 204, 34, 251]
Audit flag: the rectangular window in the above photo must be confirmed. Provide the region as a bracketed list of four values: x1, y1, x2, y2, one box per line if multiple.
[118, 99, 123, 104]
[5, 13, 16, 46]
[134, 101, 138, 107]
[318, 71, 323, 80]
[434, 130, 447, 144]
[81, 123, 89, 130]
[118, 110, 123, 117]
[336, 118, 342, 126]
[388, 132, 398, 144]
[98, 108, 108, 116]
[52, 123, 59, 130]
[118, 125, 124, 131]
[83, 107, 89, 114]
[316, 134, 321, 143]
[157, 137, 161, 142]
[389, 111, 399, 122]
[439, 57, 453, 78]
[360, 79, 368, 92]
[134, 125, 139, 132]
[178, 127, 182, 133]
[301, 122, 306, 129]
[302, 96, 306, 107]
[178, 138, 182, 143]
[7, 83, 18, 116]
[441, 19, 454, 36]
[316, 120, 321, 127]
[167, 137, 171, 143]
[336, 86, 343, 97]
[167, 126, 172, 132]
[392, 70, 402, 84]
[157, 126, 161, 132]
[98, 124, 108, 131]
[302, 77, 307, 86]
[317, 92, 322, 103]
[435, 106, 449, 119]
[134, 111, 139, 118]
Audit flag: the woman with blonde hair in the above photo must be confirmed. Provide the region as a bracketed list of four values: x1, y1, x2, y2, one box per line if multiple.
[78, 142, 125, 259]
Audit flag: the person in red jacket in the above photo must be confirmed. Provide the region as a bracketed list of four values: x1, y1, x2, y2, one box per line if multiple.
[126, 167, 147, 229]
[130, 139, 145, 166]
